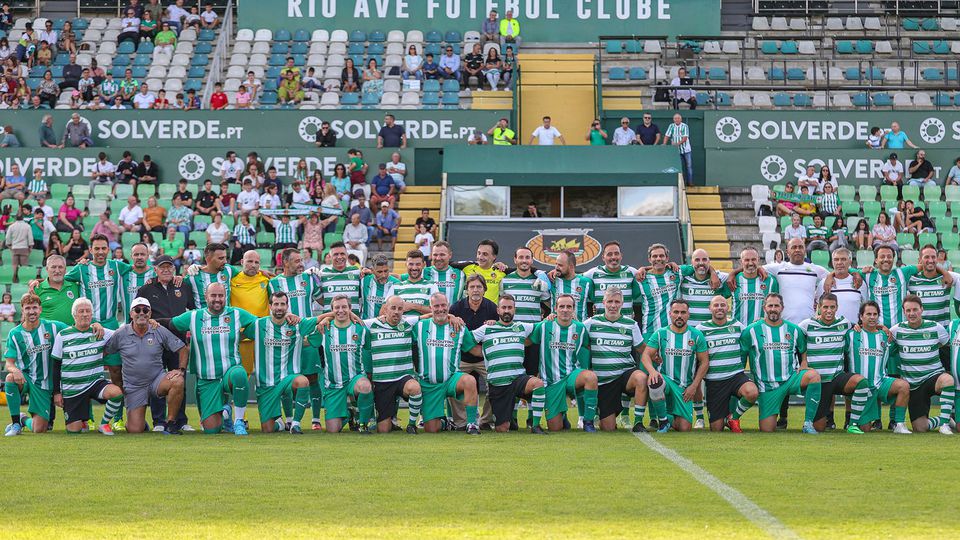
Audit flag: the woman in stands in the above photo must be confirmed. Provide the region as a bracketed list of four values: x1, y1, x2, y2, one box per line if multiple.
[302, 213, 324, 261]
[45, 232, 64, 260]
[140, 231, 159, 259]
[817, 166, 837, 194]
[329, 163, 351, 203]
[871, 212, 898, 254]
[828, 216, 848, 253]
[292, 159, 309, 186]
[63, 229, 89, 266]
[319, 185, 343, 234]
[56, 195, 86, 233]
[402, 45, 424, 81]
[37, 70, 59, 108]
[341, 58, 360, 93]
[482, 47, 502, 90]
[58, 21, 77, 56]
[852, 218, 872, 250]
[0, 38, 11, 63]
[140, 10, 158, 43]
[362, 58, 383, 100]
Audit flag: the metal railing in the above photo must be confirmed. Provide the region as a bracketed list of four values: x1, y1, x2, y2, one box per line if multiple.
[201, 0, 233, 108]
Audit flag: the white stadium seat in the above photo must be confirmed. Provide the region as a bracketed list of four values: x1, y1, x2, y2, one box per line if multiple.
[252, 41, 270, 55]
[88, 18, 107, 30]
[248, 54, 268, 67]
[328, 42, 347, 56]
[386, 43, 405, 56]
[224, 79, 241, 92]
[326, 54, 345, 68]
[235, 28, 254, 42]
[761, 233, 781, 250]
[400, 91, 420, 106]
[168, 66, 186, 79]
[789, 18, 807, 31]
[102, 29, 120, 42]
[145, 78, 163, 93]
[387, 30, 405, 43]
[230, 53, 249, 67]
[913, 92, 932, 107]
[324, 66, 341, 80]
[107, 17, 123, 30]
[330, 30, 348, 43]
[311, 29, 329, 42]
[406, 30, 424, 43]
[229, 42, 247, 55]
[758, 216, 777, 233]
[703, 41, 721, 54]
[98, 41, 116, 55]
[309, 42, 328, 55]
[464, 31, 481, 43]
[383, 79, 401, 93]
[147, 66, 167, 79]
[845, 17, 863, 30]
[307, 54, 326, 67]
[254, 29, 273, 42]
[226, 65, 246, 79]
[179, 29, 197, 42]
[381, 92, 400, 106]
[751, 17, 768, 31]
[164, 79, 183, 93]
[864, 17, 883, 30]
[770, 17, 788, 30]
[721, 41, 740, 54]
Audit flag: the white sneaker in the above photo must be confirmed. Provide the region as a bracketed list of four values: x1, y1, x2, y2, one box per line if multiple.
[181, 424, 196, 432]
[892, 422, 912, 434]
[938, 424, 954, 435]
[694, 418, 705, 429]
[152, 425, 165, 432]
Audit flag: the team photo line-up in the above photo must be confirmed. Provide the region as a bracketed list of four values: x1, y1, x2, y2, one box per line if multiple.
[4, 234, 960, 437]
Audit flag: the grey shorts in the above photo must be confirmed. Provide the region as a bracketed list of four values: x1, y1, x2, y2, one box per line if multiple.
[123, 370, 166, 411]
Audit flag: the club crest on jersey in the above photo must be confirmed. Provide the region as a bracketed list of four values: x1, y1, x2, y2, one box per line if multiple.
[669, 275, 677, 281]
[147, 338, 154, 345]
[785, 333, 793, 341]
[576, 287, 582, 292]
[174, 290, 182, 297]
[43, 333, 50, 340]
[889, 277, 896, 284]
[260, 283, 266, 289]
[619, 327, 627, 335]
[220, 274, 227, 281]
[760, 283, 767, 290]
[224, 316, 231, 323]
[108, 270, 115, 276]
[287, 330, 294, 336]
[66, 291, 75, 299]
[513, 324, 523, 332]
[352, 334, 359, 341]
[688, 339, 695, 346]
[573, 334, 579, 341]
[924, 333, 932, 339]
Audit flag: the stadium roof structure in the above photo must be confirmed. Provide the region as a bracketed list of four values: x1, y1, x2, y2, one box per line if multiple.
[443, 146, 682, 186]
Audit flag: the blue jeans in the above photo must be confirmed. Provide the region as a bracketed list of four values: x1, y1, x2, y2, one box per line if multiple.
[680, 151, 693, 185]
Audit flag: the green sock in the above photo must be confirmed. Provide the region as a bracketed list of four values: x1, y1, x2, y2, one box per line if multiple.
[530, 387, 545, 427]
[939, 385, 956, 422]
[650, 398, 667, 422]
[632, 403, 645, 425]
[358, 391, 374, 426]
[576, 394, 585, 418]
[407, 393, 422, 426]
[293, 386, 310, 423]
[114, 399, 124, 421]
[693, 400, 704, 421]
[4, 381, 21, 425]
[893, 405, 906, 423]
[804, 383, 822, 423]
[849, 379, 872, 426]
[466, 405, 478, 425]
[281, 390, 294, 419]
[101, 396, 123, 425]
[583, 389, 598, 422]
[309, 381, 323, 422]
[928, 417, 943, 430]
[732, 397, 754, 420]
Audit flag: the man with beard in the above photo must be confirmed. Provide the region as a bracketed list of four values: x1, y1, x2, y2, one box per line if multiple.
[448, 274, 498, 429]
[696, 295, 757, 433]
[311, 242, 364, 316]
[119, 243, 156, 322]
[422, 241, 463, 303]
[316, 295, 374, 434]
[725, 246, 778, 324]
[393, 250, 439, 316]
[549, 249, 592, 322]
[362, 255, 399, 319]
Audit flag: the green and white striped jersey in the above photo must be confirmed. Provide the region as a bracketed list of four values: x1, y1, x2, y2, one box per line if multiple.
[846, 328, 891, 389]
[413, 319, 477, 384]
[585, 265, 641, 318]
[471, 322, 533, 386]
[121, 267, 155, 322]
[319, 265, 363, 315]
[268, 272, 321, 317]
[362, 315, 419, 383]
[422, 266, 464, 303]
[270, 219, 300, 244]
[171, 306, 258, 379]
[739, 320, 807, 392]
[727, 274, 779, 325]
[890, 320, 949, 389]
[530, 320, 589, 386]
[500, 272, 550, 323]
[696, 319, 746, 381]
[583, 314, 643, 384]
[316, 322, 369, 389]
[64, 260, 131, 326]
[950, 320, 960, 383]
[797, 317, 851, 382]
[361, 274, 399, 319]
[645, 326, 707, 388]
[677, 265, 730, 327]
[636, 270, 679, 335]
[551, 275, 593, 321]
[392, 279, 440, 316]
[906, 272, 960, 324]
[863, 267, 917, 328]
[4, 320, 68, 390]
[244, 316, 318, 387]
[51, 326, 116, 398]
[186, 265, 241, 308]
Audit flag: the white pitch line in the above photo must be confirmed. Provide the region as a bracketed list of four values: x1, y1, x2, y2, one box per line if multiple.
[633, 432, 802, 540]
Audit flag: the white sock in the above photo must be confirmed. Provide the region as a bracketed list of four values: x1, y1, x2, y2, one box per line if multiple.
[291, 420, 301, 428]
[234, 406, 246, 421]
[312, 417, 321, 423]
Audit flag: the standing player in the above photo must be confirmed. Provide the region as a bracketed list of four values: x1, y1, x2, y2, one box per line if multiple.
[64, 234, 128, 330]
[361, 255, 399, 319]
[455, 239, 508, 302]
[740, 293, 821, 434]
[470, 294, 547, 434]
[119, 243, 156, 322]
[889, 295, 955, 434]
[363, 296, 423, 434]
[168, 283, 258, 435]
[725, 246, 778, 324]
[393, 250, 439, 316]
[244, 291, 318, 434]
[906, 245, 959, 326]
[51, 298, 123, 435]
[4, 294, 68, 435]
[860, 246, 918, 330]
[413, 292, 480, 435]
[846, 301, 911, 434]
[316, 295, 374, 434]
[583, 287, 649, 432]
[313, 242, 364, 316]
[818, 249, 866, 325]
[530, 294, 599, 432]
[641, 300, 709, 433]
[634, 244, 678, 336]
[185, 243, 246, 308]
[550, 250, 592, 322]
[696, 295, 757, 433]
[423, 241, 464, 303]
[33, 255, 81, 327]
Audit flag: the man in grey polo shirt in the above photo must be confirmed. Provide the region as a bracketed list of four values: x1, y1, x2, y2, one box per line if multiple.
[104, 297, 188, 435]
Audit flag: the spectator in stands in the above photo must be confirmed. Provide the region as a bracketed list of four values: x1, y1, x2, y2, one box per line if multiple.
[165, 0, 189, 34]
[362, 58, 384, 101]
[195, 179, 217, 218]
[127, 0, 144, 18]
[374, 201, 401, 251]
[881, 152, 904, 199]
[482, 47, 502, 90]
[159, 227, 184, 267]
[463, 43, 484, 89]
[329, 162, 351, 200]
[530, 116, 565, 146]
[0, 37, 11, 62]
[59, 53, 82, 91]
[318, 185, 341, 233]
[796, 165, 818, 193]
[386, 152, 407, 193]
[55, 194, 85, 233]
[241, 163, 264, 190]
[439, 46, 461, 81]
[133, 153, 158, 196]
[38, 20, 57, 51]
[115, 150, 138, 188]
[140, 9, 158, 42]
[171, 92, 187, 109]
[185, 88, 201, 110]
[828, 216, 848, 252]
[241, 71, 261, 103]
[370, 164, 397, 207]
[499, 9, 521, 51]
[89, 151, 118, 197]
[217, 180, 236, 216]
[664, 113, 693, 185]
[882, 121, 916, 150]
[27, 169, 49, 200]
[209, 82, 228, 110]
[0, 124, 18, 147]
[230, 214, 256, 263]
[502, 46, 517, 88]
[341, 57, 360, 93]
[119, 9, 141, 46]
[262, 167, 282, 194]
[805, 215, 829, 256]
[315, 121, 336, 147]
[343, 213, 369, 264]
[402, 45, 424, 81]
[0, 292, 14, 322]
[36, 70, 59, 108]
[378, 115, 407, 148]
[908, 150, 935, 187]
[522, 202, 540, 218]
[98, 74, 121, 108]
[120, 68, 139, 102]
[1, 163, 25, 201]
[817, 166, 837, 194]
[783, 213, 806, 242]
[4, 211, 28, 282]
[78, 68, 97, 103]
[0, 4, 11, 33]
[945, 157, 960, 186]
[236, 180, 259, 217]
[154, 88, 170, 109]
[611, 117, 637, 146]
[851, 218, 871, 250]
[287, 181, 310, 206]
[93, 210, 122, 250]
[25, 95, 46, 110]
[52, 21, 72, 56]
[139, 231, 158, 259]
[795, 186, 816, 216]
[35, 41, 51, 66]
[586, 119, 608, 145]
[205, 212, 230, 245]
[422, 53, 439, 80]
[301, 213, 324, 260]
[219, 150, 242, 183]
[201, 5, 220, 29]
[278, 70, 304, 105]
[15, 25, 35, 65]
[46, 230, 64, 258]
[173, 178, 193, 207]
[230, 84, 250, 109]
[119, 195, 144, 232]
[141, 196, 165, 233]
[872, 213, 898, 253]
[670, 67, 696, 110]
[410, 209, 434, 234]
[467, 128, 487, 145]
[817, 182, 840, 218]
[184, 6, 201, 29]
[905, 200, 934, 233]
[110, 95, 127, 109]
[258, 184, 281, 217]
[481, 9, 499, 45]
[866, 126, 883, 149]
[63, 228, 88, 265]
[488, 117, 517, 145]
[183, 239, 201, 266]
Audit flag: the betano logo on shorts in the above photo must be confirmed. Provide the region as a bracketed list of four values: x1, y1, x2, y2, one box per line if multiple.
[525, 229, 601, 267]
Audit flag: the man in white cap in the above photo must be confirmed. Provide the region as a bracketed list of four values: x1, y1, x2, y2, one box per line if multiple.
[104, 297, 189, 435]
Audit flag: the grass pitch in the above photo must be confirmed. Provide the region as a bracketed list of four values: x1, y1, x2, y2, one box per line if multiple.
[3, 406, 959, 540]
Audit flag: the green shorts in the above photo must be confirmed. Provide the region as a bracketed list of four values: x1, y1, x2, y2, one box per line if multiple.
[545, 369, 582, 420]
[195, 365, 248, 421]
[757, 369, 811, 420]
[21, 379, 52, 421]
[256, 374, 300, 422]
[324, 374, 366, 420]
[295, 346, 320, 376]
[857, 377, 898, 425]
[420, 372, 464, 422]
[662, 376, 694, 424]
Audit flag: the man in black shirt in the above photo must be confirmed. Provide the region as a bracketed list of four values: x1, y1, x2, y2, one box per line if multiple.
[414, 209, 436, 233]
[59, 53, 83, 90]
[462, 43, 484, 89]
[448, 273, 498, 429]
[115, 151, 139, 190]
[377, 114, 406, 148]
[136, 255, 196, 430]
[195, 179, 218, 217]
[635, 113, 662, 146]
[262, 167, 283, 194]
[134, 154, 159, 196]
[172, 178, 193, 208]
[315, 121, 337, 147]
[908, 150, 935, 187]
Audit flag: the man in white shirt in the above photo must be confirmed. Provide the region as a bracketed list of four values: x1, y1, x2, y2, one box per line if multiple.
[529, 116, 565, 146]
[165, 0, 189, 33]
[219, 151, 244, 183]
[88, 152, 118, 197]
[132, 84, 156, 109]
[258, 184, 281, 211]
[288, 182, 311, 205]
[783, 213, 807, 241]
[881, 152, 904, 199]
[611, 117, 637, 146]
[386, 152, 407, 193]
[796, 165, 819, 193]
[236, 179, 259, 217]
[670, 67, 697, 110]
[38, 20, 58, 49]
[118, 195, 145, 232]
[817, 248, 866, 325]
[343, 213, 369, 265]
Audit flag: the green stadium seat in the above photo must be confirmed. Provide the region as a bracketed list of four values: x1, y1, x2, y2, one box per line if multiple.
[842, 202, 861, 217]
[824, 216, 836, 229]
[193, 215, 212, 229]
[82, 215, 98, 230]
[949, 250, 960, 267]
[0, 321, 15, 340]
[901, 250, 920, 266]
[772, 184, 786, 194]
[948, 186, 960, 203]
[918, 232, 938, 248]
[258, 232, 275, 244]
[856, 250, 874, 268]
[810, 250, 830, 268]
[856, 40, 874, 54]
[801, 216, 813, 227]
[158, 185, 177, 197]
[16, 267, 37, 283]
[923, 185, 942, 201]
[902, 185, 920, 202]
[837, 185, 856, 202]
[9, 282, 29, 301]
[121, 232, 139, 247]
[0, 265, 13, 284]
[951, 202, 960, 216]
[50, 184, 70, 200]
[934, 217, 953, 233]
[188, 231, 206, 245]
[779, 216, 791, 230]
[255, 249, 274, 265]
[897, 232, 916, 249]
[608, 67, 626, 80]
[71, 185, 90, 197]
[858, 185, 877, 202]
[323, 233, 342, 247]
[27, 250, 43, 266]
[942, 232, 960, 251]
[879, 185, 898, 202]
[115, 184, 134, 199]
[928, 201, 948, 218]
[862, 201, 882, 217]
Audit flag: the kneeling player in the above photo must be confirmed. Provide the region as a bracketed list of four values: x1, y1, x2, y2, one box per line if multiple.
[696, 295, 757, 433]
[847, 301, 911, 434]
[642, 300, 709, 433]
[318, 295, 374, 434]
[363, 296, 423, 434]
